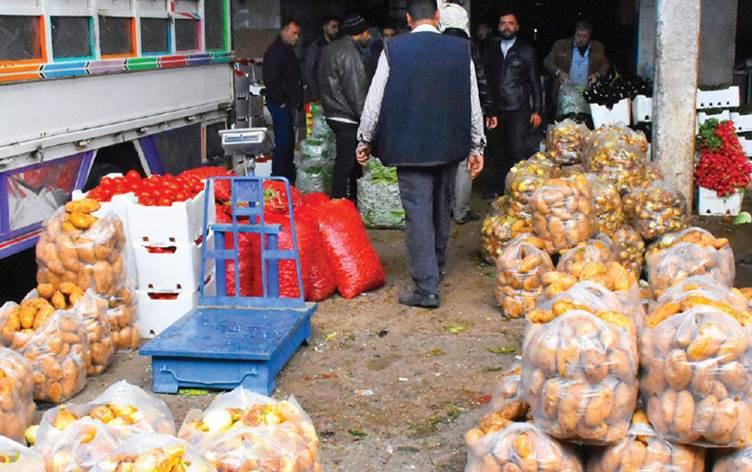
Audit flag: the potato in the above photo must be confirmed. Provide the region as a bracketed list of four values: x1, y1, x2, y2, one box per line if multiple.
[628, 180, 688, 240]
[583, 125, 648, 194]
[495, 239, 554, 319]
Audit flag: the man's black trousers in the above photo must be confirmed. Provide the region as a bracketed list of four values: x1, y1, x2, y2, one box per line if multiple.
[490, 109, 531, 191]
[396, 163, 458, 296]
[327, 120, 361, 200]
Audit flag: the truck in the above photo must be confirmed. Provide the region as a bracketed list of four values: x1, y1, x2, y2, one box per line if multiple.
[0, 0, 235, 260]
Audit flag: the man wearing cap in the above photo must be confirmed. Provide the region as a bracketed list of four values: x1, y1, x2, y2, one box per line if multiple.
[357, 0, 485, 309]
[318, 14, 372, 201]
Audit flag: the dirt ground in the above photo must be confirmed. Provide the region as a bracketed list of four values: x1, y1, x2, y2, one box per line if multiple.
[33, 203, 752, 471]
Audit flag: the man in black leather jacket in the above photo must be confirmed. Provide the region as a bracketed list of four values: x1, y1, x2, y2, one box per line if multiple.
[318, 14, 371, 200]
[484, 11, 542, 193]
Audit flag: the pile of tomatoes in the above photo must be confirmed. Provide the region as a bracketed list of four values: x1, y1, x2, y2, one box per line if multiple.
[87, 170, 212, 206]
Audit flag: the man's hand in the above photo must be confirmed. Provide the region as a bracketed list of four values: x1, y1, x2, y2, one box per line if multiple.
[558, 71, 569, 84]
[467, 154, 484, 180]
[485, 116, 499, 130]
[356, 143, 372, 165]
[530, 113, 543, 129]
[588, 73, 600, 84]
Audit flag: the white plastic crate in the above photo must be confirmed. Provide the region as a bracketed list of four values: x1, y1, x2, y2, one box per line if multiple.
[127, 187, 216, 246]
[697, 187, 744, 216]
[255, 157, 272, 177]
[137, 273, 216, 338]
[632, 95, 652, 123]
[696, 86, 740, 110]
[590, 98, 631, 128]
[741, 136, 752, 157]
[731, 112, 752, 133]
[132, 234, 215, 292]
[697, 109, 731, 127]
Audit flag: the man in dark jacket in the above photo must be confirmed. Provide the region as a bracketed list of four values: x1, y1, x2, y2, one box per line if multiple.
[440, 2, 496, 224]
[484, 11, 543, 192]
[263, 20, 303, 184]
[357, 0, 485, 308]
[318, 14, 371, 200]
[303, 16, 340, 102]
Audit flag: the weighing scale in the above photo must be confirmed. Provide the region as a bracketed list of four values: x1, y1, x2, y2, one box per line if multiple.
[219, 127, 271, 176]
[140, 129, 316, 395]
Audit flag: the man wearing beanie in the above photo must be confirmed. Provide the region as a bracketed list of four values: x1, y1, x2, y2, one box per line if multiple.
[440, 2, 496, 225]
[318, 14, 372, 201]
[357, 0, 485, 309]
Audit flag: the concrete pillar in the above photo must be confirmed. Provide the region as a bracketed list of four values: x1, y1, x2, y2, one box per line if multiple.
[652, 0, 701, 207]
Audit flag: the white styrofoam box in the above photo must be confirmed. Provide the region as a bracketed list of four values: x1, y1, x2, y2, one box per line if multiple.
[133, 234, 215, 292]
[255, 158, 272, 177]
[741, 137, 752, 157]
[731, 112, 752, 133]
[697, 187, 744, 216]
[590, 98, 631, 129]
[697, 109, 731, 127]
[137, 272, 216, 338]
[127, 187, 216, 245]
[696, 86, 740, 110]
[632, 95, 652, 123]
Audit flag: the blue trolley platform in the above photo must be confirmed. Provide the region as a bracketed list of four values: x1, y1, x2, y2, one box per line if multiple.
[140, 176, 316, 395]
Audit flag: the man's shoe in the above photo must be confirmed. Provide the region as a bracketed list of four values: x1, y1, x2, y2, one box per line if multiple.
[454, 211, 481, 225]
[398, 290, 440, 309]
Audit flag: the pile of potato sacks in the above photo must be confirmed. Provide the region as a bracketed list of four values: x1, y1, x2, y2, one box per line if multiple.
[472, 122, 752, 470]
[0, 382, 321, 472]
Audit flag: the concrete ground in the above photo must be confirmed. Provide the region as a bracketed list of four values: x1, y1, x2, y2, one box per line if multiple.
[32, 202, 752, 471]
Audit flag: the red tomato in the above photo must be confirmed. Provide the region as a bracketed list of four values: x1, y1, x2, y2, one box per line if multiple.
[158, 196, 173, 207]
[125, 170, 141, 181]
[139, 195, 155, 206]
[174, 192, 189, 202]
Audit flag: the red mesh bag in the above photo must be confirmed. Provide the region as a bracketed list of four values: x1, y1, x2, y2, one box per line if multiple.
[264, 181, 303, 214]
[301, 192, 330, 210]
[265, 209, 336, 301]
[316, 199, 385, 299]
[216, 206, 263, 297]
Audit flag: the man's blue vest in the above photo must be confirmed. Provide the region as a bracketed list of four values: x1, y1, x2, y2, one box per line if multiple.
[377, 32, 472, 167]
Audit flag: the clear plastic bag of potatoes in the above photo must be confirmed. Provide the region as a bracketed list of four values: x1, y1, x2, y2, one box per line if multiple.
[0, 346, 34, 442]
[546, 119, 590, 166]
[714, 447, 752, 471]
[646, 227, 735, 299]
[202, 425, 321, 472]
[586, 174, 624, 236]
[640, 305, 752, 447]
[105, 287, 139, 351]
[36, 204, 128, 298]
[465, 422, 584, 472]
[522, 309, 639, 444]
[481, 198, 534, 265]
[91, 433, 214, 472]
[611, 225, 646, 278]
[530, 280, 644, 331]
[531, 175, 598, 254]
[178, 387, 319, 462]
[0, 436, 45, 470]
[584, 125, 649, 194]
[587, 410, 706, 472]
[505, 153, 561, 221]
[627, 180, 688, 241]
[71, 290, 114, 376]
[36, 418, 120, 472]
[0, 298, 88, 404]
[469, 363, 530, 438]
[496, 236, 554, 319]
[37, 380, 176, 445]
[556, 237, 616, 275]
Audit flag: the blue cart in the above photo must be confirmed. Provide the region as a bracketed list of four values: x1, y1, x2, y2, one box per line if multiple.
[140, 176, 316, 395]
